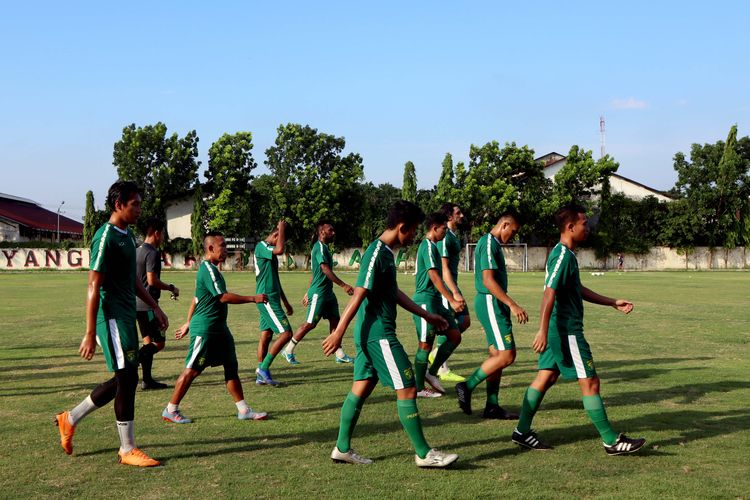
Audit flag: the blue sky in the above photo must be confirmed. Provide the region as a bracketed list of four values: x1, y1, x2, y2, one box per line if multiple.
[1, 1, 748, 221]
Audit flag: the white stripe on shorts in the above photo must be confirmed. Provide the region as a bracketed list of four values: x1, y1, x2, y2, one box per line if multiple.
[264, 303, 286, 333]
[486, 295, 505, 350]
[108, 319, 125, 369]
[419, 304, 428, 343]
[379, 338, 404, 390]
[306, 294, 318, 324]
[568, 335, 587, 378]
[187, 336, 204, 369]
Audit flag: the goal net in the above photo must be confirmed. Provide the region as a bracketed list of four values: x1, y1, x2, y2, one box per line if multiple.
[465, 243, 528, 272]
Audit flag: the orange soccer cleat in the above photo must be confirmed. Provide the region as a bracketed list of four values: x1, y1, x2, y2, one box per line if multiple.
[54, 411, 75, 455]
[117, 447, 161, 467]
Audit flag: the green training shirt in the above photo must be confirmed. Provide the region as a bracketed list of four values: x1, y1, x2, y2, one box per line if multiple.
[414, 238, 441, 297]
[309, 240, 334, 297]
[474, 233, 508, 295]
[89, 222, 137, 321]
[354, 239, 398, 343]
[190, 260, 229, 336]
[439, 228, 461, 284]
[254, 241, 281, 302]
[544, 242, 584, 334]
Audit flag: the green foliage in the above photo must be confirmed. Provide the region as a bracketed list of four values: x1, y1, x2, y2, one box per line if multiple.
[355, 182, 401, 245]
[553, 146, 619, 207]
[191, 185, 206, 257]
[435, 153, 455, 204]
[83, 191, 96, 247]
[402, 161, 417, 202]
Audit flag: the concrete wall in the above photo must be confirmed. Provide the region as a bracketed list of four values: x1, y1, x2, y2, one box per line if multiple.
[165, 198, 193, 239]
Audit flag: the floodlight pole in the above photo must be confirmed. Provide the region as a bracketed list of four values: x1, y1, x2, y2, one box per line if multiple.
[56, 201, 65, 243]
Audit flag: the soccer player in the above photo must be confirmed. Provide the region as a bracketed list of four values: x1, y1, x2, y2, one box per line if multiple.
[511, 204, 646, 455]
[283, 220, 355, 365]
[322, 200, 459, 468]
[254, 220, 294, 386]
[162, 232, 269, 423]
[456, 211, 527, 419]
[54, 180, 166, 467]
[431, 202, 471, 382]
[411, 212, 465, 398]
[136, 218, 179, 390]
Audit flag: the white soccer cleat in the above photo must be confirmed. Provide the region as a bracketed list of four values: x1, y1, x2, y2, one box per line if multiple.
[415, 448, 459, 468]
[417, 388, 443, 398]
[424, 372, 446, 394]
[331, 446, 373, 465]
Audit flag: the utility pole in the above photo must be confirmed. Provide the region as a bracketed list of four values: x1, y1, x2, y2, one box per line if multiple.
[56, 201, 65, 243]
[600, 116, 606, 158]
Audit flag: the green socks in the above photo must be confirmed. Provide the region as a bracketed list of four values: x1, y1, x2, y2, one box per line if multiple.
[259, 352, 276, 371]
[428, 340, 457, 376]
[465, 367, 488, 391]
[582, 395, 618, 445]
[435, 334, 447, 349]
[414, 348, 430, 391]
[517, 387, 545, 433]
[486, 379, 500, 406]
[397, 399, 431, 459]
[336, 392, 364, 453]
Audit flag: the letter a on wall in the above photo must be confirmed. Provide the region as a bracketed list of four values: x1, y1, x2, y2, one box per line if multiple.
[349, 249, 362, 266]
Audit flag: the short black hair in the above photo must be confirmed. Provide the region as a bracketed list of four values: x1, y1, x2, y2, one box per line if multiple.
[554, 204, 586, 232]
[145, 218, 165, 235]
[424, 211, 448, 229]
[386, 200, 425, 230]
[203, 231, 224, 251]
[106, 180, 141, 212]
[439, 202, 460, 220]
[497, 208, 520, 224]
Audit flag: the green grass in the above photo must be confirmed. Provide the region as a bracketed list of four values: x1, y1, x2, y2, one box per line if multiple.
[1, 270, 749, 498]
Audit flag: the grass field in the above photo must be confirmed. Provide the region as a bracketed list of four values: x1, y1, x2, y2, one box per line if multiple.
[1, 270, 749, 498]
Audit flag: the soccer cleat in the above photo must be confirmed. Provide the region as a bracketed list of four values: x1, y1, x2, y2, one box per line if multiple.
[439, 371, 466, 383]
[415, 448, 459, 468]
[335, 354, 354, 364]
[162, 407, 192, 424]
[455, 382, 472, 415]
[141, 380, 168, 390]
[54, 411, 75, 455]
[117, 447, 161, 467]
[238, 409, 268, 420]
[603, 434, 646, 456]
[512, 429, 553, 450]
[255, 367, 279, 386]
[482, 405, 519, 420]
[417, 388, 443, 398]
[331, 446, 373, 465]
[283, 352, 301, 365]
[424, 372, 446, 394]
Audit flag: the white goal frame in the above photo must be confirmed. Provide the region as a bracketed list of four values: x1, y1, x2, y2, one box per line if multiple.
[465, 242, 528, 272]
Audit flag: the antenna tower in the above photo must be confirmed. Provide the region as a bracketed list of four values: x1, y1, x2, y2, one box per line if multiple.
[600, 116, 606, 158]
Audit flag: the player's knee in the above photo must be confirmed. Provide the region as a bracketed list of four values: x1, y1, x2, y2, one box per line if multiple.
[154, 342, 165, 351]
[447, 329, 461, 345]
[461, 316, 471, 332]
[418, 341, 432, 351]
[398, 386, 417, 400]
[223, 363, 239, 383]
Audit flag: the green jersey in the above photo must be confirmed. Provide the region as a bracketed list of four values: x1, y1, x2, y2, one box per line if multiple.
[89, 222, 137, 321]
[190, 260, 229, 336]
[354, 239, 398, 343]
[439, 228, 461, 284]
[309, 240, 334, 297]
[254, 241, 281, 302]
[474, 233, 508, 295]
[414, 238, 441, 297]
[544, 242, 584, 334]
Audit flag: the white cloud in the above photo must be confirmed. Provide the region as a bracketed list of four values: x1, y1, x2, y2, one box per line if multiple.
[612, 97, 648, 110]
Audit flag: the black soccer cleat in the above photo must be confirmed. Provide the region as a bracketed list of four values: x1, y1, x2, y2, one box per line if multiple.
[455, 382, 472, 415]
[512, 429, 553, 450]
[141, 380, 168, 390]
[482, 404, 519, 420]
[603, 434, 646, 455]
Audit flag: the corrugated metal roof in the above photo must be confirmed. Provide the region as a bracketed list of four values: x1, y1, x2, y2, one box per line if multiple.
[0, 195, 83, 234]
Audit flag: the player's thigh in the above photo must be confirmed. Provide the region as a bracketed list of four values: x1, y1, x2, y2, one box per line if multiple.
[184, 334, 211, 372]
[137, 310, 165, 343]
[258, 301, 291, 334]
[366, 336, 416, 390]
[475, 294, 515, 351]
[96, 317, 139, 372]
[411, 298, 434, 344]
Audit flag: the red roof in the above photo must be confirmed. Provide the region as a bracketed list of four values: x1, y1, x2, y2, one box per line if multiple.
[0, 196, 83, 234]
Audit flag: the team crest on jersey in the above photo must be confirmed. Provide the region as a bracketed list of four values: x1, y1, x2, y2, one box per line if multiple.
[587, 360, 594, 370]
[504, 335, 512, 344]
[403, 367, 413, 380]
[199, 356, 206, 366]
[126, 350, 137, 362]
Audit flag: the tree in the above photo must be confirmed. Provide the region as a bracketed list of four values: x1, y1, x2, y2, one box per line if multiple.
[204, 132, 256, 236]
[402, 161, 417, 202]
[435, 153, 455, 203]
[83, 191, 96, 247]
[113, 122, 200, 233]
[191, 185, 207, 257]
[356, 182, 401, 246]
[552, 145, 618, 207]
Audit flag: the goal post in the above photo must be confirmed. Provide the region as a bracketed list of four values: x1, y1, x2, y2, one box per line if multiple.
[465, 242, 528, 272]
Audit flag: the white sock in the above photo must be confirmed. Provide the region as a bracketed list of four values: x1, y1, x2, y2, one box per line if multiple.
[69, 396, 98, 426]
[167, 402, 179, 413]
[235, 399, 250, 414]
[285, 338, 298, 355]
[335, 347, 346, 359]
[117, 420, 136, 453]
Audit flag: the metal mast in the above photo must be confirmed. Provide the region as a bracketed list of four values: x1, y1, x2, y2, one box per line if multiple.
[600, 115, 606, 158]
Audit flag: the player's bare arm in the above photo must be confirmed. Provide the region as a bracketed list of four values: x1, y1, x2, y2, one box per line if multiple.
[136, 279, 168, 330]
[322, 286, 368, 356]
[79, 270, 105, 360]
[396, 289, 449, 331]
[271, 219, 287, 255]
[301, 274, 313, 305]
[482, 269, 527, 324]
[219, 292, 269, 305]
[321, 263, 354, 295]
[146, 271, 179, 297]
[532, 287, 556, 353]
[427, 268, 465, 312]
[441, 257, 464, 303]
[175, 297, 197, 340]
[582, 286, 634, 314]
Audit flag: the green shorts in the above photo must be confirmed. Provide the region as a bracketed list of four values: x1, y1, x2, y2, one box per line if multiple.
[257, 300, 292, 334]
[474, 293, 515, 351]
[185, 330, 238, 373]
[305, 292, 339, 326]
[136, 310, 166, 343]
[413, 293, 458, 343]
[96, 317, 139, 372]
[442, 290, 469, 324]
[537, 328, 596, 380]
[353, 335, 415, 390]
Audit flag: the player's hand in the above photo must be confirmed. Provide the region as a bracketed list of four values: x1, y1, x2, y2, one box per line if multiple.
[532, 330, 548, 353]
[511, 303, 528, 324]
[171, 286, 180, 298]
[154, 307, 169, 330]
[78, 334, 97, 360]
[175, 323, 189, 340]
[427, 313, 449, 332]
[614, 299, 633, 314]
[343, 284, 354, 296]
[301, 295, 309, 306]
[254, 294, 269, 304]
[285, 302, 294, 316]
[322, 331, 344, 357]
[450, 298, 466, 313]
[277, 219, 288, 230]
